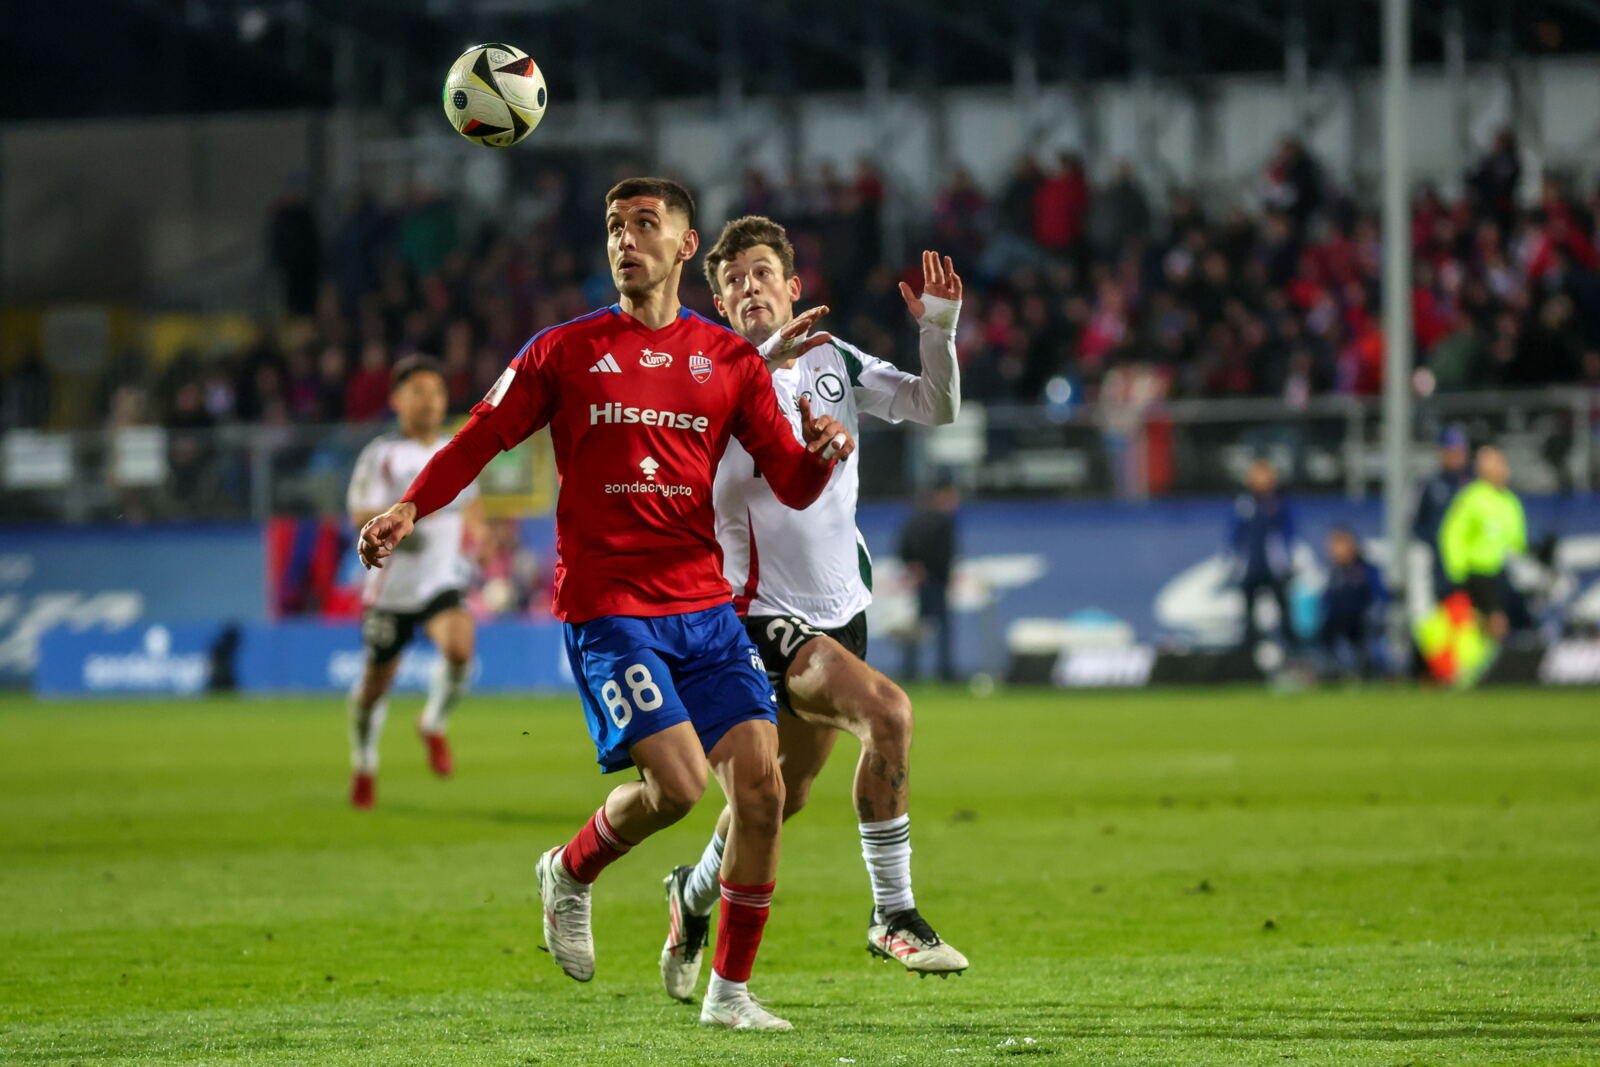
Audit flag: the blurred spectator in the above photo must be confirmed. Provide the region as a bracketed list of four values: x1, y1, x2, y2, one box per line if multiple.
[1228, 458, 1299, 653]
[1468, 128, 1522, 231]
[313, 346, 350, 422]
[283, 346, 321, 421]
[331, 190, 387, 317]
[1032, 153, 1090, 255]
[15, 144, 1600, 440]
[165, 380, 217, 508]
[344, 342, 392, 423]
[934, 166, 986, 267]
[1316, 527, 1388, 678]
[1, 352, 52, 430]
[470, 518, 547, 619]
[1098, 358, 1168, 498]
[266, 175, 321, 317]
[1263, 136, 1324, 235]
[898, 480, 960, 683]
[400, 185, 457, 280]
[1087, 161, 1151, 261]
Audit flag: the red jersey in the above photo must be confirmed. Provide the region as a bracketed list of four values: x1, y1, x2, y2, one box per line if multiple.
[401, 303, 835, 623]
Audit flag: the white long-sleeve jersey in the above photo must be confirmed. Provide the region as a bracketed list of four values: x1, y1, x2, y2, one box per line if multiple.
[347, 431, 479, 612]
[715, 295, 961, 628]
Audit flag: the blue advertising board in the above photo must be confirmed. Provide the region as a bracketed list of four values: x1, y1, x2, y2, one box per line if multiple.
[850, 495, 1600, 679]
[234, 620, 571, 693]
[0, 524, 266, 686]
[36, 619, 572, 697]
[19, 494, 1600, 691]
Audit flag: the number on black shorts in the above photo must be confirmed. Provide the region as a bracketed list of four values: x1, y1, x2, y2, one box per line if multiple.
[765, 617, 819, 658]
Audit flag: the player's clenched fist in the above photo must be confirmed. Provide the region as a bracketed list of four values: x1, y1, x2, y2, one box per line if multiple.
[358, 503, 418, 569]
[797, 395, 855, 461]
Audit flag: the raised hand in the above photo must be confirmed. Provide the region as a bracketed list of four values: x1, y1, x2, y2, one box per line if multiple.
[898, 250, 964, 321]
[797, 395, 855, 461]
[358, 503, 418, 569]
[757, 305, 835, 363]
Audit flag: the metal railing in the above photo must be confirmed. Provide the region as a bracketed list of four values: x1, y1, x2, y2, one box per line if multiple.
[1, 388, 1595, 524]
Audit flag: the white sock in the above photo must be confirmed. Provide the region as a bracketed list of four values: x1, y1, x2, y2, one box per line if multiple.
[420, 657, 469, 734]
[348, 690, 388, 773]
[682, 830, 726, 917]
[860, 814, 915, 915]
[707, 972, 746, 1003]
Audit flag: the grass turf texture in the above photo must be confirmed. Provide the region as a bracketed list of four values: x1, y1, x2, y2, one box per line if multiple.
[1, 688, 1596, 1066]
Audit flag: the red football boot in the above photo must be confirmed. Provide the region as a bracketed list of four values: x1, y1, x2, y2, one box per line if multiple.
[350, 770, 375, 809]
[418, 719, 453, 778]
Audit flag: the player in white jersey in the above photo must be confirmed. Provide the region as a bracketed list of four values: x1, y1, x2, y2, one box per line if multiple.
[344, 355, 486, 809]
[660, 216, 968, 998]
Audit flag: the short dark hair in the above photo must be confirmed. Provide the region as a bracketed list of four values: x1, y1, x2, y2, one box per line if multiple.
[702, 215, 796, 294]
[605, 176, 696, 229]
[390, 354, 445, 392]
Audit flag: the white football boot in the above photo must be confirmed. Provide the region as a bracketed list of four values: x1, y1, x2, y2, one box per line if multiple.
[699, 988, 793, 1031]
[535, 847, 595, 981]
[866, 908, 969, 976]
[660, 865, 712, 1001]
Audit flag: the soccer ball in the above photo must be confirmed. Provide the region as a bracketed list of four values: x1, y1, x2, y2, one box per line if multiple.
[442, 43, 547, 148]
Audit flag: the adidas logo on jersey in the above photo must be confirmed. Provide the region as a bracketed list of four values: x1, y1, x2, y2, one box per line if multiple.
[589, 353, 622, 374]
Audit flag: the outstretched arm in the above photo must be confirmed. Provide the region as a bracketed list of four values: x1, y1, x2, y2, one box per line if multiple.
[889, 250, 963, 425]
[359, 345, 553, 569]
[848, 251, 964, 426]
[358, 416, 502, 569]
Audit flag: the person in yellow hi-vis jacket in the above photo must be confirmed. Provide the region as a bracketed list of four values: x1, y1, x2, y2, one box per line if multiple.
[1438, 446, 1527, 642]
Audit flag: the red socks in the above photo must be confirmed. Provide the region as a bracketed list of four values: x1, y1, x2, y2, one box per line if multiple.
[559, 806, 632, 884]
[713, 878, 775, 983]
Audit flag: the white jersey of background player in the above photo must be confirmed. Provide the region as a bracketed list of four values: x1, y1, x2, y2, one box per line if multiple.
[344, 355, 485, 809]
[659, 218, 968, 998]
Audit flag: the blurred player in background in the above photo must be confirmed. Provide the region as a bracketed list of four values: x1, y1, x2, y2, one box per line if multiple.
[658, 217, 967, 1004]
[358, 179, 854, 1032]
[897, 477, 961, 683]
[1440, 445, 1527, 641]
[1229, 458, 1299, 654]
[345, 356, 486, 809]
[1316, 526, 1388, 678]
[1412, 426, 1473, 601]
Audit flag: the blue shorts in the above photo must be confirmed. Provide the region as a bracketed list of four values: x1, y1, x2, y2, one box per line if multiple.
[563, 603, 779, 773]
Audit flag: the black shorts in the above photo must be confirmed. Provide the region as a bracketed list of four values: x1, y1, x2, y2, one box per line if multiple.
[1463, 574, 1504, 617]
[362, 588, 465, 666]
[744, 611, 868, 716]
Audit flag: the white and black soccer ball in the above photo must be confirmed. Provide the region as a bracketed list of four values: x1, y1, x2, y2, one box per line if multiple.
[442, 43, 547, 148]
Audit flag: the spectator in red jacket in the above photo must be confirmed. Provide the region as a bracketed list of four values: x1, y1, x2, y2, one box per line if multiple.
[344, 341, 392, 422]
[1034, 153, 1090, 253]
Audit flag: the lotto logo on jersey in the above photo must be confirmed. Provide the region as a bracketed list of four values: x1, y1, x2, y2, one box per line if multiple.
[689, 353, 712, 384]
[640, 348, 673, 368]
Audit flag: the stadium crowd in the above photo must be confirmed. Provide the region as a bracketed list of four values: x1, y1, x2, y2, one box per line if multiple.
[4, 131, 1600, 436]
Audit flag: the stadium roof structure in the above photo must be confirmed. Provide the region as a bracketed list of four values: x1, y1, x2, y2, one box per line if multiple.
[9, 0, 1600, 120]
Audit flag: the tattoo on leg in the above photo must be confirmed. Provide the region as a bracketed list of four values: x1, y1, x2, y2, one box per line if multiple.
[855, 752, 909, 822]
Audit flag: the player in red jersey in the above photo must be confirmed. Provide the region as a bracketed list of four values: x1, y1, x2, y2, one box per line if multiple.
[357, 177, 853, 1031]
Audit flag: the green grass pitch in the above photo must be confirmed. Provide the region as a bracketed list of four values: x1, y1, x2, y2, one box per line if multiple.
[1, 686, 1597, 1065]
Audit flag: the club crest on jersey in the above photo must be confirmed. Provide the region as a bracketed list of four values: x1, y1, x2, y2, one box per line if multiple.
[815, 371, 846, 403]
[689, 352, 712, 384]
[640, 348, 673, 368]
